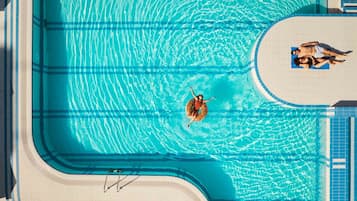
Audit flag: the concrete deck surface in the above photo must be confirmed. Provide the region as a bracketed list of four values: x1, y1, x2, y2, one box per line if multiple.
[256, 16, 357, 106]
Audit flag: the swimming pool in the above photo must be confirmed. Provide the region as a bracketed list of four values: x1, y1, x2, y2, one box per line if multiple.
[32, 0, 328, 200]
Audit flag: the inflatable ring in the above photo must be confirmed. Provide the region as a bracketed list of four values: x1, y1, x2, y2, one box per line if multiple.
[186, 98, 208, 121]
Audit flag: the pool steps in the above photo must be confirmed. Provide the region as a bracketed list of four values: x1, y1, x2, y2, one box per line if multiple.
[342, 0, 357, 12]
[330, 108, 357, 201]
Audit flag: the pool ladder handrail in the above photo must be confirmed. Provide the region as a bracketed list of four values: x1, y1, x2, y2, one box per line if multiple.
[104, 169, 122, 192]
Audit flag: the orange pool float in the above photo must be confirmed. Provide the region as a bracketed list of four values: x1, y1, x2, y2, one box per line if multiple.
[185, 98, 208, 121]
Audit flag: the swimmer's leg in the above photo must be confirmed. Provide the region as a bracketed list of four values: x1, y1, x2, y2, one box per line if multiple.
[187, 110, 199, 128]
[187, 113, 198, 128]
[187, 118, 195, 128]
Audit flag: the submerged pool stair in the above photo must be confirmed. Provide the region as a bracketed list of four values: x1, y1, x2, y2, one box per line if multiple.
[330, 108, 357, 201]
[342, 0, 357, 13]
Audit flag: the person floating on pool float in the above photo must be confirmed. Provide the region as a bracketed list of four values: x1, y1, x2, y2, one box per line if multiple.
[291, 41, 352, 59]
[186, 87, 215, 128]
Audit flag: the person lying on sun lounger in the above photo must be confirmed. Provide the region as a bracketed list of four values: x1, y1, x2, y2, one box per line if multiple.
[291, 41, 352, 58]
[293, 56, 345, 69]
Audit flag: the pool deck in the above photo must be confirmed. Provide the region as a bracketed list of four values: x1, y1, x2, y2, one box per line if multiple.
[255, 16, 357, 106]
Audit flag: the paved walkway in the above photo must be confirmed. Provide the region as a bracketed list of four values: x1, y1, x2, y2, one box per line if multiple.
[256, 16, 357, 106]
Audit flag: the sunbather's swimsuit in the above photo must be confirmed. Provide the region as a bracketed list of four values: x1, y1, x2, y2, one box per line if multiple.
[314, 45, 325, 58]
[307, 58, 314, 67]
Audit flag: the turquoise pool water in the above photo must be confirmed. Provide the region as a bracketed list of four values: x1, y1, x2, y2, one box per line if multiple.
[33, 0, 328, 200]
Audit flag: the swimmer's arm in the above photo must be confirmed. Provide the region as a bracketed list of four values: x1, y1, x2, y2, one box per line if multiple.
[203, 97, 216, 103]
[301, 41, 319, 47]
[190, 87, 196, 98]
[314, 60, 329, 68]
